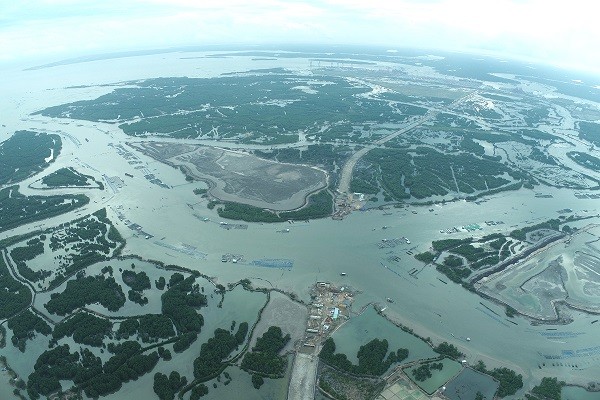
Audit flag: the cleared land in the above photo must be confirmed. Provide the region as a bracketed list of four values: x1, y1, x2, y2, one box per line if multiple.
[130, 141, 328, 210]
[288, 353, 318, 400]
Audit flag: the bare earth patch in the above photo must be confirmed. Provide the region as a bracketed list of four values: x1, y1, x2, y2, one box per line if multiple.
[129, 141, 327, 210]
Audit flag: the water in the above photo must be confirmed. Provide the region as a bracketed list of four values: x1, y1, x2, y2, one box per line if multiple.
[444, 367, 499, 400]
[1, 51, 600, 396]
[563, 386, 600, 400]
[331, 307, 436, 365]
[405, 358, 463, 395]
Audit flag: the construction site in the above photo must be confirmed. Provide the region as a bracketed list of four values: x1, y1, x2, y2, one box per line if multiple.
[301, 282, 355, 351]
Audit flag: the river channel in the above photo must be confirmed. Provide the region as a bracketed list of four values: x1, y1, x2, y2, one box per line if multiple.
[1, 51, 599, 395]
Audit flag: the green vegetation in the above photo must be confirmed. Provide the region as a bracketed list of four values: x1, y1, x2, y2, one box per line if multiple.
[10, 239, 49, 283]
[510, 219, 561, 241]
[123, 269, 151, 305]
[578, 121, 600, 147]
[318, 365, 385, 400]
[474, 361, 523, 398]
[122, 269, 152, 291]
[158, 347, 172, 361]
[117, 318, 139, 339]
[411, 362, 443, 382]
[156, 276, 166, 290]
[162, 276, 206, 334]
[320, 337, 409, 376]
[217, 201, 281, 222]
[216, 189, 333, 222]
[433, 342, 461, 359]
[431, 238, 473, 252]
[153, 371, 187, 400]
[242, 326, 289, 376]
[350, 177, 379, 194]
[0, 325, 6, 348]
[280, 189, 333, 220]
[436, 264, 471, 284]
[7, 310, 51, 352]
[138, 314, 176, 343]
[190, 383, 209, 399]
[235, 321, 249, 344]
[45, 273, 125, 315]
[193, 324, 247, 379]
[253, 325, 287, 352]
[529, 147, 557, 165]
[518, 129, 558, 142]
[18, 264, 209, 399]
[173, 332, 199, 353]
[128, 289, 148, 305]
[41, 167, 103, 188]
[52, 312, 112, 347]
[11, 208, 125, 288]
[443, 255, 464, 268]
[256, 144, 352, 184]
[83, 341, 159, 398]
[37, 75, 421, 143]
[0, 186, 88, 233]
[251, 374, 264, 389]
[419, 233, 517, 285]
[0, 131, 61, 185]
[0, 252, 32, 319]
[193, 188, 207, 195]
[363, 146, 520, 200]
[505, 305, 517, 318]
[567, 151, 600, 172]
[530, 377, 565, 400]
[27, 344, 81, 399]
[414, 252, 436, 263]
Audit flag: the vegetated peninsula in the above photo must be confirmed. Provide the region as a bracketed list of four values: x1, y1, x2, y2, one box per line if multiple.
[36, 66, 600, 222]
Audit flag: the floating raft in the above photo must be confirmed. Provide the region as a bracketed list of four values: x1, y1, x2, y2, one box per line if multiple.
[250, 258, 293, 269]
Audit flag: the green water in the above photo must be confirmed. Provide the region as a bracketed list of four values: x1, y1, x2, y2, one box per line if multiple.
[331, 306, 437, 365]
[406, 358, 463, 395]
[197, 357, 292, 400]
[563, 386, 600, 400]
[444, 367, 499, 400]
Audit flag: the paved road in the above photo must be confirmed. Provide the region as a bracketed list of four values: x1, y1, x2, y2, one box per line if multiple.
[336, 92, 476, 196]
[287, 352, 318, 400]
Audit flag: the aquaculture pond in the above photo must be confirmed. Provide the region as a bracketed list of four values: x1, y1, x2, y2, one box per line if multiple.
[330, 306, 437, 365]
[200, 284, 269, 337]
[193, 358, 292, 400]
[405, 358, 463, 395]
[562, 386, 600, 400]
[443, 367, 499, 400]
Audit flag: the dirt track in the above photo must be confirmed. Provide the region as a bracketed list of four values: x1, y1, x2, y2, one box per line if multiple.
[287, 353, 318, 400]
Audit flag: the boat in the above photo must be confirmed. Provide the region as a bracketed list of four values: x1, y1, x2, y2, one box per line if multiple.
[386, 297, 394, 303]
[340, 272, 347, 276]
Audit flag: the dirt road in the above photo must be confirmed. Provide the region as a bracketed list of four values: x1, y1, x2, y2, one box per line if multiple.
[336, 92, 476, 196]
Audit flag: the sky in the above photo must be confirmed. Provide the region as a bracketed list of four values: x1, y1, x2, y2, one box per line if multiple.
[1, 0, 599, 73]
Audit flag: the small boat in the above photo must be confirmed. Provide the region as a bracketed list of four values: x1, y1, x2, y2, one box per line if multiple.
[340, 272, 347, 276]
[386, 297, 394, 303]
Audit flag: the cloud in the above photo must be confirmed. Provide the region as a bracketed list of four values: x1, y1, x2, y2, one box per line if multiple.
[0, 0, 599, 73]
